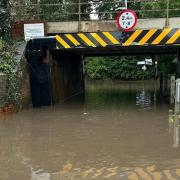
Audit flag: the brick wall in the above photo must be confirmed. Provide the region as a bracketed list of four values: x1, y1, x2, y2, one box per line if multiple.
[0, 73, 7, 108]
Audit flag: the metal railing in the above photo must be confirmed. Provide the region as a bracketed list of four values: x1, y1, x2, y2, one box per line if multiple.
[11, 0, 180, 23]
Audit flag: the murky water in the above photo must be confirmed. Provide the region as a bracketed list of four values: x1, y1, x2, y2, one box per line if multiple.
[0, 81, 180, 180]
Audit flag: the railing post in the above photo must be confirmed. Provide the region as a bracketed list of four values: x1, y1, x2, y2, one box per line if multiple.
[175, 79, 180, 114]
[165, 0, 169, 27]
[170, 76, 175, 105]
[125, 0, 128, 9]
[37, 1, 40, 20]
[78, 0, 81, 32]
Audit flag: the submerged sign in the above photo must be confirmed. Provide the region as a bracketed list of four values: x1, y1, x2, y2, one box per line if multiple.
[24, 23, 45, 41]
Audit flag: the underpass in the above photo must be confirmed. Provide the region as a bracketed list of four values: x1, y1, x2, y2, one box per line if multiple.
[25, 28, 180, 107]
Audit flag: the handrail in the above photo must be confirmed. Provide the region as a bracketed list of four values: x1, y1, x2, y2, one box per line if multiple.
[11, 0, 180, 22]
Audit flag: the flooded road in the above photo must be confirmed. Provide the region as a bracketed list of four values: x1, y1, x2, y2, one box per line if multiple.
[0, 81, 180, 180]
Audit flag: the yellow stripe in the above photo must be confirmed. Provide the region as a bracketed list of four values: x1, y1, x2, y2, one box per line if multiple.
[91, 33, 107, 47]
[147, 166, 162, 180]
[81, 168, 95, 178]
[127, 172, 139, 180]
[65, 34, 80, 46]
[102, 32, 120, 44]
[176, 169, 180, 176]
[163, 170, 176, 180]
[123, 30, 143, 46]
[166, 29, 180, 44]
[152, 28, 171, 45]
[60, 162, 73, 175]
[78, 33, 96, 47]
[56, 35, 71, 49]
[134, 167, 152, 180]
[138, 29, 157, 45]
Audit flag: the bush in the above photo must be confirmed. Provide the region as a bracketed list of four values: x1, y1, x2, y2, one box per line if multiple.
[0, 38, 21, 109]
[85, 56, 155, 80]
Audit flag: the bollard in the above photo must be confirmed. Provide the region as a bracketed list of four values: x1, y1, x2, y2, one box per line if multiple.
[175, 79, 180, 114]
[170, 76, 175, 105]
[173, 114, 179, 148]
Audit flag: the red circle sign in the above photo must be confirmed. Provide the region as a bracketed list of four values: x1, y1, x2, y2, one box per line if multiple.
[117, 10, 137, 31]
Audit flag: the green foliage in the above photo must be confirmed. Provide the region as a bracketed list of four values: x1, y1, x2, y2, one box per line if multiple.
[158, 54, 175, 74]
[0, 0, 11, 40]
[85, 57, 107, 79]
[85, 56, 155, 80]
[0, 38, 21, 108]
[96, 0, 180, 19]
[11, 0, 91, 21]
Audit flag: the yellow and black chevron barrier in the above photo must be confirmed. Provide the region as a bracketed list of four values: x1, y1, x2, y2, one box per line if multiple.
[56, 28, 180, 49]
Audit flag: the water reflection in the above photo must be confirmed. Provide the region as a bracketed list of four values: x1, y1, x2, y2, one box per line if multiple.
[85, 81, 158, 111]
[1, 81, 180, 180]
[136, 90, 152, 110]
[168, 110, 180, 148]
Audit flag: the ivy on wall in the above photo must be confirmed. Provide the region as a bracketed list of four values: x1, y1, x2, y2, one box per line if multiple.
[0, 38, 21, 109]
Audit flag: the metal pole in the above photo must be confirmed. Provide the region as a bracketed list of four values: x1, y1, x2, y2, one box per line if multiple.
[78, 0, 81, 32]
[177, 50, 180, 78]
[165, 0, 169, 27]
[170, 76, 175, 105]
[125, 0, 128, 9]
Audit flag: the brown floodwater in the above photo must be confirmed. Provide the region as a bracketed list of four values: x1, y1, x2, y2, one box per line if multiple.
[0, 81, 180, 180]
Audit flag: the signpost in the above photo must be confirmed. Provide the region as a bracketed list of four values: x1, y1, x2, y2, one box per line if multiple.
[117, 9, 137, 31]
[24, 23, 45, 41]
[145, 58, 153, 65]
[137, 58, 153, 71]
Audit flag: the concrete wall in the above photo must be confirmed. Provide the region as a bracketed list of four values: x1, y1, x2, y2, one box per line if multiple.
[51, 53, 84, 102]
[0, 73, 7, 108]
[47, 17, 180, 34]
[20, 57, 32, 108]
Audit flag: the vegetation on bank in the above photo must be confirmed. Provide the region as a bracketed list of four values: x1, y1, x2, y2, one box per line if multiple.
[0, 38, 21, 110]
[85, 55, 175, 80]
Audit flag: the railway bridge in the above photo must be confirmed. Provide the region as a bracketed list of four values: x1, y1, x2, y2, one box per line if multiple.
[20, 1, 180, 107]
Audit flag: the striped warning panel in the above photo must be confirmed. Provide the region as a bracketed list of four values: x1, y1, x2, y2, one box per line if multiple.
[56, 28, 180, 49]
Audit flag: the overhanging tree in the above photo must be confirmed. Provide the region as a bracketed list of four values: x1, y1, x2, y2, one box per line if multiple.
[0, 0, 11, 40]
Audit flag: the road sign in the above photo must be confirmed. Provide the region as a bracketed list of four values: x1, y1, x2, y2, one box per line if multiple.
[145, 58, 153, 65]
[117, 9, 137, 31]
[137, 61, 145, 65]
[24, 23, 45, 41]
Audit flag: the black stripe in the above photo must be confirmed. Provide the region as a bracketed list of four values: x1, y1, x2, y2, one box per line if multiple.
[133, 30, 148, 44]
[159, 30, 173, 45]
[98, 32, 114, 46]
[147, 30, 162, 45]
[85, 33, 100, 47]
[72, 34, 87, 47]
[60, 34, 75, 48]
[113, 31, 134, 44]
[160, 29, 177, 45]
[56, 41, 64, 49]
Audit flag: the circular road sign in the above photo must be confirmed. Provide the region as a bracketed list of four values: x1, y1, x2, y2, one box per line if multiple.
[117, 10, 137, 31]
